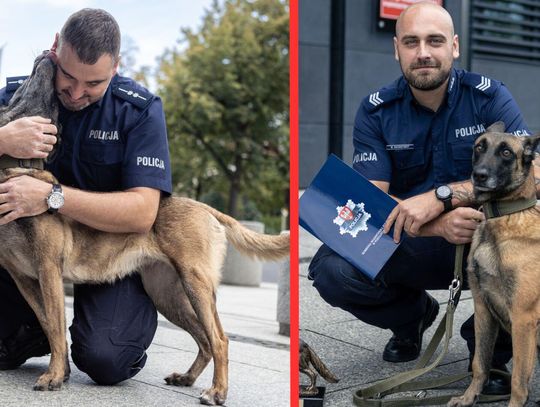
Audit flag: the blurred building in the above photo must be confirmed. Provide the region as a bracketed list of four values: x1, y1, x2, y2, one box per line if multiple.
[300, 0, 540, 187]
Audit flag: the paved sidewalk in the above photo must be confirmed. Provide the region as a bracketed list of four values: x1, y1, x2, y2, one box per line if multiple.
[0, 282, 290, 406]
[300, 228, 540, 406]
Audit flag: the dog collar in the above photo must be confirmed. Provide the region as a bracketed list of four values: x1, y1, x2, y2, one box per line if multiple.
[483, 196, 538, 219]
[0, 156, 44, 170]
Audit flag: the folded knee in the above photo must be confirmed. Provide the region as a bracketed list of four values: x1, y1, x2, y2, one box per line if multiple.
[71, 341, 147, 385]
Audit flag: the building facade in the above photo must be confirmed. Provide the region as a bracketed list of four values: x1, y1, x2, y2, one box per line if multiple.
[300, 0, 540, 187]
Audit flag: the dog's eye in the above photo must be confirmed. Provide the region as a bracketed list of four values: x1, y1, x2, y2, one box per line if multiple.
[475, 144, 484, 152]
[501, 149, 512, 158]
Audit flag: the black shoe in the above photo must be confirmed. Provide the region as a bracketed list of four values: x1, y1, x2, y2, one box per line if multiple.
[382, 293, 440, 363]
[0, 324, 50, 370]
[467, 362, 511, 395]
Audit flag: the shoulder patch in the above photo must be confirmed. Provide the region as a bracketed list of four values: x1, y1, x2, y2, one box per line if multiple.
[6, 76, 28, 93]
[112, 84, 153, 109]
[362, 87, 401, 112]
[462, 72, 500, 97]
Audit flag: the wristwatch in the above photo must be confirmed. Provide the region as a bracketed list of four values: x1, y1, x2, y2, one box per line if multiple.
[46, 184, 64, 214]
[435, 185, 453, 213]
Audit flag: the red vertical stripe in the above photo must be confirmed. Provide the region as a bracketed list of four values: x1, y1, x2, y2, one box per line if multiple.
[289, 0, 299, 405]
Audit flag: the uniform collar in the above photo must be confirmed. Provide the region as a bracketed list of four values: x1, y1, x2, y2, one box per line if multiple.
[445, 68, 458, 107]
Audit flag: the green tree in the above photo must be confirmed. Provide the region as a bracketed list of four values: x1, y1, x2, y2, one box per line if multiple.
[157, 0, 289, 220]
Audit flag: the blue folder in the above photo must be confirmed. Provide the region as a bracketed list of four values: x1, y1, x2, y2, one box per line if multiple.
[300, 154, 401, 280]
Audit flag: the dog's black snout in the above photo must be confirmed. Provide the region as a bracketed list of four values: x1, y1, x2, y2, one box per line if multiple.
[473, 167, 489, 184]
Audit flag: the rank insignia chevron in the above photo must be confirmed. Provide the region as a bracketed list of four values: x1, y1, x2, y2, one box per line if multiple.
[475, 76, 491, 91]
[368, 91, 383, 106]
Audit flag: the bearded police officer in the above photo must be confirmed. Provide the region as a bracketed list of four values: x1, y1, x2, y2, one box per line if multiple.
[0, 9, 171, 385]
[308, 2, 531, 395]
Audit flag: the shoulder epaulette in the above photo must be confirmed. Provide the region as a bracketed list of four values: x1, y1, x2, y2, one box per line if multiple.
[112, 84, 153, 109]
[362, 86, 402, 112]
[462, 72, 501, 97]
[6, 76, 28, 93]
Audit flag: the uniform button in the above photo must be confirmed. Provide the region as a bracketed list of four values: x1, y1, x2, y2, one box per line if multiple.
[133, 92, 139, 98]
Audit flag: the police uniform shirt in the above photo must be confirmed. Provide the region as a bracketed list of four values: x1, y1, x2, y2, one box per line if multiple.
[0, 75, 172, 194]
[353, 68, 530, 199]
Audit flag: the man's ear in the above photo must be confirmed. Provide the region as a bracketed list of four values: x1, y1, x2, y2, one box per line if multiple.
[486, 121, 506, 133]
[522, 134, 540, 166]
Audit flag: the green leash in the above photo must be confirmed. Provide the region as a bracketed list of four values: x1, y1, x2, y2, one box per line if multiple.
[353, 197, 538, 406]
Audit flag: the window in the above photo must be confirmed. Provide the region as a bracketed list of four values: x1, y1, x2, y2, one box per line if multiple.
[472, 0, 540, 63]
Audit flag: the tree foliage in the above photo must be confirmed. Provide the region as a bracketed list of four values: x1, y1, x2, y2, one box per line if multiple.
[157, 0, 289, 222]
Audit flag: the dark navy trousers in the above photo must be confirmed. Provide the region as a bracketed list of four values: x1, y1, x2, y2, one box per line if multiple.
[0, 268, 157, 385]
[308, 236, 512, 365]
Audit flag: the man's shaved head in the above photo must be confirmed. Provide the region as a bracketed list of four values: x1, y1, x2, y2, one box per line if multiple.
[396, 2, 455, 39]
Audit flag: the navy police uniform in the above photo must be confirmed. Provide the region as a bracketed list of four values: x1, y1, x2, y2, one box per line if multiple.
[309, 69, 529, 364]
[0, 74, 172, 384]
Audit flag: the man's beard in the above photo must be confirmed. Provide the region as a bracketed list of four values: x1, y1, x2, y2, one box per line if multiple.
[402, 61, 450, 91]
[57, 92, 91, 111]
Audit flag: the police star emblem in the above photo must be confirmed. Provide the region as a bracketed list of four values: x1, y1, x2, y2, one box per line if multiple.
[333, 199, 371, 238]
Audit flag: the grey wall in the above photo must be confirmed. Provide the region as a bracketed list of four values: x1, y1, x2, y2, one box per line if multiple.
[299, 0, 540, 188]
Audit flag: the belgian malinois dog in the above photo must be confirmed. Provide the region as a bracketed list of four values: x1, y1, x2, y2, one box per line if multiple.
[448, 123, 540, 407]
[0, 52, 289, 406]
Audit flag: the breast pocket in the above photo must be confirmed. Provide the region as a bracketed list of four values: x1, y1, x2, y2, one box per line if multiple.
[79, 143, 125, 191]
[450, 142, 473, 181]
[389, 148, 427, 193]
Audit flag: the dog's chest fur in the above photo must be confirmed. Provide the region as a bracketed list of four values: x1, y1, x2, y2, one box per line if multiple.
[469, 210, 540, 332]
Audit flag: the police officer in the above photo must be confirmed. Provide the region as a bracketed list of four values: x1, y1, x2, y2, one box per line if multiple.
[308, 2, 533, 395]
[0, 9, 171, 385]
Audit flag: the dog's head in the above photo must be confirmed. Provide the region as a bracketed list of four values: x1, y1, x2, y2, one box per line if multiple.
[471, 121, 540, 202]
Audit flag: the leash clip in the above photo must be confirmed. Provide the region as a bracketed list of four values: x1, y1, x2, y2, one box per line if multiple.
[415, 390, 427, 399]
[448, 278, 460, 306]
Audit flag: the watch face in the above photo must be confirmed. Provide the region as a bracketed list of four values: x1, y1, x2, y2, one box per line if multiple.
[437, 185, 452, 199]
[48, 192, 65, 209]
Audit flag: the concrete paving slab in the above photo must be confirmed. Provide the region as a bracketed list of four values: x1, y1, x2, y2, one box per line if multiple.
[299, 232, 540, 407]
[0, 282, 290, 407]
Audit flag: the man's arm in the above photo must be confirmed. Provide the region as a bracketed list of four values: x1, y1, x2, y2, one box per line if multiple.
[373, 179, 482, 244]
[0, 175, 160, 233]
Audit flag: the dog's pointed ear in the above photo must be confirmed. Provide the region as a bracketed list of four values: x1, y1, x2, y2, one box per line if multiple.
[522, 133, 540, 166]
[486, 121, 506, 133]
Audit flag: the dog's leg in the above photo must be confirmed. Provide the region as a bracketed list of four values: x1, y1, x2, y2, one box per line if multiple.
[7, 271, 70, 387]
[175, 265, 228, 406]
[140, 264, 212, 387]
[508, 311, 538, 407]
[32, 261, 68, 391]
[448, 296, 498, 407]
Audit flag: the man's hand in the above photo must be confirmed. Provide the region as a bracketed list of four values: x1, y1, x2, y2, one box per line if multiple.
[0, 175, 51, 225]
[0, 116, 58, 159]
[384, 190, 444, 242]
[418, 207, 484, 245]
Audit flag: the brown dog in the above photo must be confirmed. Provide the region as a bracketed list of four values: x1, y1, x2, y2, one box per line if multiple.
[448, 123, 540, 407]
[0, 53, 289, 406]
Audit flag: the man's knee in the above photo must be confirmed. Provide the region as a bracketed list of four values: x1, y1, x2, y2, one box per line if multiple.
[308, 245, 374, 307]
[71, 339, 147, 385]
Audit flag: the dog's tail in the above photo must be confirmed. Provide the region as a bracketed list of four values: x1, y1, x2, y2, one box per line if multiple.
[201, 204, 289, 261]
[302, 341, 339, 384]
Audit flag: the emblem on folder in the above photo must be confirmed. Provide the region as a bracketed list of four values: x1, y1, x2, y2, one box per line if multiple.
[333, 199, 371, 238]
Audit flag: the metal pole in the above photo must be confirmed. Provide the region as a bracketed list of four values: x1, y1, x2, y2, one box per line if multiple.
[460, 0, 471, 71]
[328, 0, 346, 158]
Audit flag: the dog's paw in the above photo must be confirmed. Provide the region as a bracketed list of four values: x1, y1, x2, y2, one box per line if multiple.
[447, 395, 477, 407]
[33, 373, 63, 391]
[200, 388, 227, 405]
[164, 372, 196, 387]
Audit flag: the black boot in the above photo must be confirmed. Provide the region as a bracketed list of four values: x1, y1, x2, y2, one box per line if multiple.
[0, 324, 50, 370]
[383, 293, 440, 363]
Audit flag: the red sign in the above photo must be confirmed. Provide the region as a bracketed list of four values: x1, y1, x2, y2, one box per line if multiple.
[380, 0, 443, 20]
